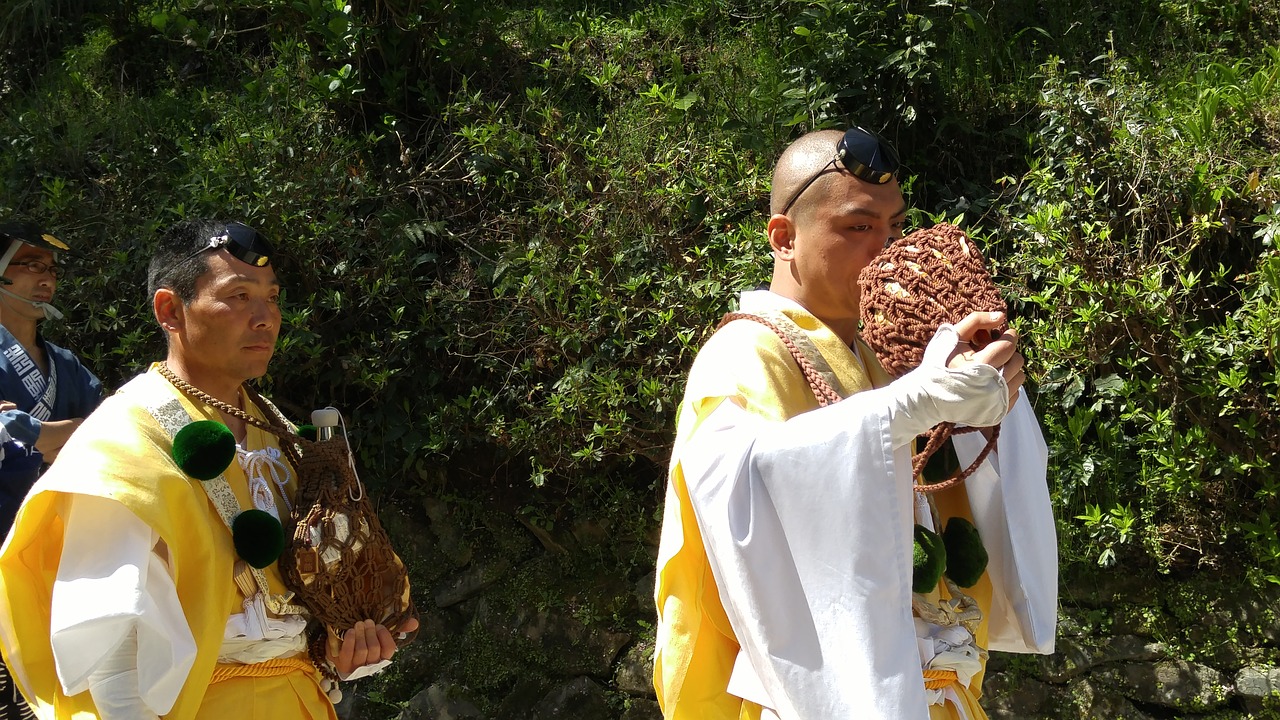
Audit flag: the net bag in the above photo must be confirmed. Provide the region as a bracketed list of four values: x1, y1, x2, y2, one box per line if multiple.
[859, 222, 1007, 491]
[238, 388, 417, 650]
[278, 434, 418, 645]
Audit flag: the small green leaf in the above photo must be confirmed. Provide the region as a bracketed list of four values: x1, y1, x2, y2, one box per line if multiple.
[1093, 374, 1126, 396]
[673, 92, 699, 111]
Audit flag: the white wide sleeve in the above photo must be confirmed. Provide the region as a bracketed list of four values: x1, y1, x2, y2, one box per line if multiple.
[952, 394, 1058, 653]
[86, 630, 161, 720]
[679, 391, 927, 720]
[50, 495, 197, 715]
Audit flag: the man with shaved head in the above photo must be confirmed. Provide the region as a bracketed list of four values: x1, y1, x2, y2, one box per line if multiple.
[653, 129, 1056, 719]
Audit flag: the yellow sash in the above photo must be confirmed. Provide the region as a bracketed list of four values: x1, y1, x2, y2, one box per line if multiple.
[0, 366, 303, 719]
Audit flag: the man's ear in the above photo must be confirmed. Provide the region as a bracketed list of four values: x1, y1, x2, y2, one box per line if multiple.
[153, 288, 184, 334]
[767, 214, 797, 261]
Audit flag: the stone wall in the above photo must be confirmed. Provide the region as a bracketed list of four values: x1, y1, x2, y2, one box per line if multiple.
[342, 501, 1280, 720]
[983, 572, 1280, 719]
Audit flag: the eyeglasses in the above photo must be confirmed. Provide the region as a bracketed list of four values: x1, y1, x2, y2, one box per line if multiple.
[779, 127, 902, 215]
[184, 222, 273, 268]
[7, 260, 63, 278]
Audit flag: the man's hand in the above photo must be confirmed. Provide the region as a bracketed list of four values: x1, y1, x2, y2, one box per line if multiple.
[0, 401, 16, 412]
[945, 312, 1025, 409]
[327, 616, 421, 676]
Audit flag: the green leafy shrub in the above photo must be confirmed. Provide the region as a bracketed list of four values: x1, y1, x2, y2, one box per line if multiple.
[991, 48, 1280, 579]
[6, 0, 1280, 714]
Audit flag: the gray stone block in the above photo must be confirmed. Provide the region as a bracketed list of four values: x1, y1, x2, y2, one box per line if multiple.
[397, 681, 487, 720]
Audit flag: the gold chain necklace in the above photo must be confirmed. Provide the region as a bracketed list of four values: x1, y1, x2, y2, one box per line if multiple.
[155, 363, 307, 476]
[156, 363, 283, 436]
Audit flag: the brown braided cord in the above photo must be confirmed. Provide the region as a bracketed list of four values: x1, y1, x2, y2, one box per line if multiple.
[858, 223, 1008, 492]
[156, 363, 303, 441]
[718, 312, 842, 407]
[912, 423, 997, 493]
[156, 365, 418, 657]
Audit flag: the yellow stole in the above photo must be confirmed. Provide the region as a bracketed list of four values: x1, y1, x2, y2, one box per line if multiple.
[0, 366, 301, 719]
[654, 305, 889, 720]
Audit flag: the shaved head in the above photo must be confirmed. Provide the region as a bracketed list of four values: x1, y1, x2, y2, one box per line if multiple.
[764, 129, 907, 344]
[769, 129, 845, 218]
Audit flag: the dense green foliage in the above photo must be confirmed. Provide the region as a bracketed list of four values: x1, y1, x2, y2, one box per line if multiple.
[5, 0, 1280, 713]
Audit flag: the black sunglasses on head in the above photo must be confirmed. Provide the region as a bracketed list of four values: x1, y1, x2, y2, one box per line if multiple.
[185, 222, 273, 268]
[780, 127, 901, 214]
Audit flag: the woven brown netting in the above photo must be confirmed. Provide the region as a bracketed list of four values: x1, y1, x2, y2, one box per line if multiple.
[158, 365, 418, 662]
[859, 223, 1007, 492]
[274, 433, 418, 648]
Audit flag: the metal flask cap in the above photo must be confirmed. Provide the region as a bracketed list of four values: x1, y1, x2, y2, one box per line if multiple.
[311, 407, 341, 441]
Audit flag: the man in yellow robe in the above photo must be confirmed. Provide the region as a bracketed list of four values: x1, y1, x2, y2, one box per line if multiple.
[0, 219, 417, 719]
[653, 129, 1057, 719]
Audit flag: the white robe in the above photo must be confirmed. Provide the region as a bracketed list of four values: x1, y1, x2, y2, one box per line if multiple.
[661, 290, 1057, 719]
[46, 437, 385, 718]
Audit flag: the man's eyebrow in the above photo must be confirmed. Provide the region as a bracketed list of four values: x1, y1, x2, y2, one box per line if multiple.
[225, 274, 281, 287]
[835, 202, 909, 219]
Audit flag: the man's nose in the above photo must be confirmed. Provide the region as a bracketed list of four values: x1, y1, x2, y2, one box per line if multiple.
[250, 300, 277, 328]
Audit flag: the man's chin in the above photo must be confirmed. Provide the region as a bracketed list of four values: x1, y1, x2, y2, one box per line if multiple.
[243, 357, 274, 380]
[2, 301, 46, 323]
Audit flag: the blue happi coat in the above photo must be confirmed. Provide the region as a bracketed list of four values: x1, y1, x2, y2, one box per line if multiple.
[0, 324, 102, 534]
[0, 324, 103, 446]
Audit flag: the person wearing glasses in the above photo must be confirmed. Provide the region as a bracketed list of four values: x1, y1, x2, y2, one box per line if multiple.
[653, 129, 1056, 719]
[0, 219, 415, 720]
[0, 221, 104, 467]
[0, 221, 104, 720]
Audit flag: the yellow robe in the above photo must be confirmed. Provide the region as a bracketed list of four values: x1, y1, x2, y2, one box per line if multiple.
[654, 297, 992, 719]
[0, 366, 333, 719]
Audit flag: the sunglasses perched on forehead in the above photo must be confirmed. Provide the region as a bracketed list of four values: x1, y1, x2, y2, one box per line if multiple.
[779, 127, 902, 215]
[185, 222, 273, 268]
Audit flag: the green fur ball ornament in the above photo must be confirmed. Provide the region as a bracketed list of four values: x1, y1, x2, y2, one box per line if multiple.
[942, 517, 988, 588]
[919, 436, 960, 486]
[172, 420, 237, 480]
[912, 524, 947, 594]
[295, 424, 318, 441]
[232, 509, 286, 569]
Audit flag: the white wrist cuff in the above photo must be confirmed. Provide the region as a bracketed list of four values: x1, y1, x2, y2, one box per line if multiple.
[86, 630, 162, 720]
[886, 325, 1009, 447]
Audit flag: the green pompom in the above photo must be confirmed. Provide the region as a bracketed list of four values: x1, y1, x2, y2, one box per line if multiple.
[920, 436, 960, 486]
[232, 509, 286, 569]
[172, 420, 236, 481]
[912, 524, 947, 594]
[296, 424, 318, 441]
[943, 517, 989, 588]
